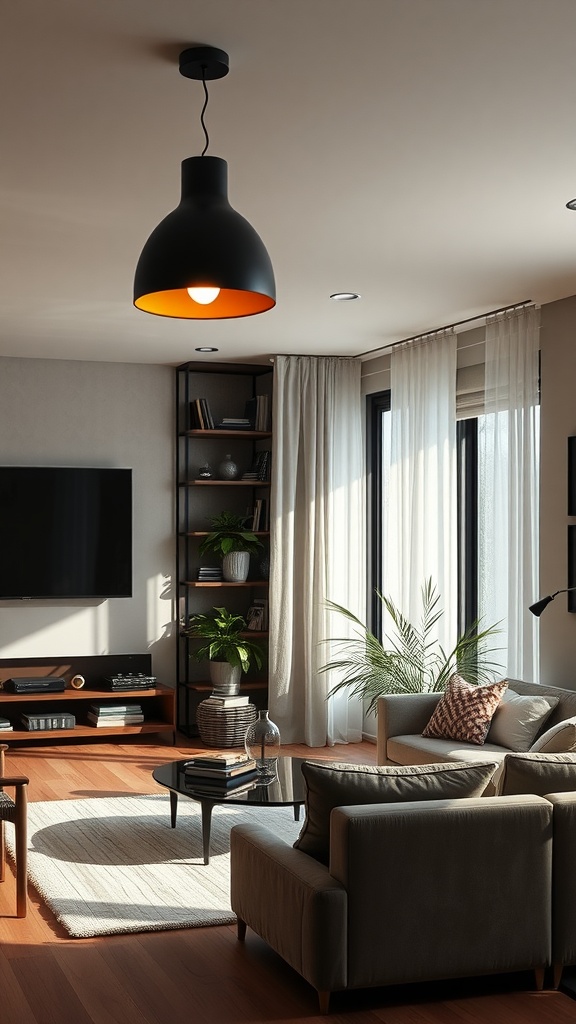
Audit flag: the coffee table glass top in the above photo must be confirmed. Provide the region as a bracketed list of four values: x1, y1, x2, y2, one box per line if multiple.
[153, 754, 307, 807]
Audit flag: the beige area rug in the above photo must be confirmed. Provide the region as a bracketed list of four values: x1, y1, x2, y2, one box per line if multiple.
[5, 793, 302, 938]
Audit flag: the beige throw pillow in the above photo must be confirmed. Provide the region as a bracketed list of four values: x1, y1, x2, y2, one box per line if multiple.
[422, 674, 507, 745]
[486, 690, 558, 752]
[530, 717, 576, 754]
[294, 759, 500, 864]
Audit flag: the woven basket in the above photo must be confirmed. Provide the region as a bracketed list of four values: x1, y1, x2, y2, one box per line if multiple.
[196, 700, 257, 748]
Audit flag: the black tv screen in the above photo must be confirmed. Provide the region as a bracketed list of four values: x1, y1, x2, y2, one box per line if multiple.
[0, 467, 132, 599]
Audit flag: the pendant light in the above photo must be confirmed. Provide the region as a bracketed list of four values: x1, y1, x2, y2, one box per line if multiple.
[134, 46, 276, 320]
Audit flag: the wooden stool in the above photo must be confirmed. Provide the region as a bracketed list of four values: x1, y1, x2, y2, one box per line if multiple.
[196, 701, 257, 748]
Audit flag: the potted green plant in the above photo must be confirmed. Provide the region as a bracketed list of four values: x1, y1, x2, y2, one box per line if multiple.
[320, 578, 503, 715]
[199, 511, 263, 582]
[183, 606, 265, 694]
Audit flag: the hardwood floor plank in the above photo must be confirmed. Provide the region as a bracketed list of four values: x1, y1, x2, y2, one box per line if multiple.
[10, 953, 95, 1024]
[53, 944, 152, 1024]
[0, 945, 38, 1023]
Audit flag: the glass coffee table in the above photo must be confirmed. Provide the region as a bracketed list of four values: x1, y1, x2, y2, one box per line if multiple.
[152, 755, 306, 864]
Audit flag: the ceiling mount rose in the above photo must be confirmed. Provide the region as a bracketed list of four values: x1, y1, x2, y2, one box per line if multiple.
[178, 46, 230, 81]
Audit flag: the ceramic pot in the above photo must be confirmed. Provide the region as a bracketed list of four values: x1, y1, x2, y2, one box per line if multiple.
[209, 660, 242, 696]
[223, 550, 250, 582]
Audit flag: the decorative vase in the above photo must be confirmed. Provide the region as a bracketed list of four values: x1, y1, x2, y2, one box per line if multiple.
[218, 454, 239, 480]
[244, 710, 281, 777]
[209, 660, 242, 696]
[223, 550, 250, 582]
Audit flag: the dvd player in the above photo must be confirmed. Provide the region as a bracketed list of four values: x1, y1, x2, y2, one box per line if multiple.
[4, 677, 66, 694]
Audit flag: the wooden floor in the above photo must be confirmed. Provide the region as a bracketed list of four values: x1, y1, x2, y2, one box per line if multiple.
[2, 735, 576, 1023]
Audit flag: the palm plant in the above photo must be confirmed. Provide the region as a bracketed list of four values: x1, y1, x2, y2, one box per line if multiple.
[320, 578, 503, 716]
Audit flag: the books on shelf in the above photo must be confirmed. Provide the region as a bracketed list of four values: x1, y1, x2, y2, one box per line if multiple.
[254, 449, 271, 481]
[20, 713, 75, 731]
[197, 567, 223, 581]
[250, 497, 268, 531]
[0, 717, 13, 731]
[189, 398, 215, 430]
[244, 395, 270, 432]
[216, 418, 252, 430]
[88, 702, 144, 726]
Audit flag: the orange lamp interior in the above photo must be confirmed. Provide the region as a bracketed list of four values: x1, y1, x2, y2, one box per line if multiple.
[134, 288, 275, 319]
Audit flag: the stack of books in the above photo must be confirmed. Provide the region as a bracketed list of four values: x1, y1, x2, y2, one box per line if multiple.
[215, 417, 252, 430]
[197, 566, 223, 582]
[183, 752, 258, 795]
[0, 716, 13, 732]
[203, 693, 250, 708]
[87, 702, 145, 727]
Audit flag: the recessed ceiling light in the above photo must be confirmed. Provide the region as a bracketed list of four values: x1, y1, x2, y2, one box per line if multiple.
[330, 292, 361, 301]
[567, 199, 576, 211]
[195, 346, 219, 353]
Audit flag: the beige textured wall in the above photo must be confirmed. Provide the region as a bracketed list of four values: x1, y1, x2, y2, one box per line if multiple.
[0, 356, 175, 684]
[540, 295, 576, 688]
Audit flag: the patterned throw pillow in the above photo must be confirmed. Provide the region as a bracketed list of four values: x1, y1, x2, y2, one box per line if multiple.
[422, 674, 508, 745]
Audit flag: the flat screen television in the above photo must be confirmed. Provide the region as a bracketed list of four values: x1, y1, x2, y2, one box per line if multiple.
[0, 467, 133, 599]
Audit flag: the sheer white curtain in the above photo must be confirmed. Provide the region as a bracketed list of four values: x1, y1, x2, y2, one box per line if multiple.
[478, 306, 540, 681]
[384, 330, 458, 653]
[268, 356, 365, 746]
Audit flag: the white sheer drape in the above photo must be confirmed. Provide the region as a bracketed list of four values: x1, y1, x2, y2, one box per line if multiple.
[384, 331, 458, 653]
[478, 306, 540, 681]
[268, 356, 365, 746]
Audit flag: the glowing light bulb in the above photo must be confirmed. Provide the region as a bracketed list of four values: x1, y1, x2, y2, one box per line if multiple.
[187, 286, 221, 305]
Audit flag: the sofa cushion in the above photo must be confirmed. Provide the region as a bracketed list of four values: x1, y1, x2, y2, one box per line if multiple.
[500, 752, 576, 796]
[486, 690, 558, 752]
[530, 717, 576, 754]
[422, 674, 507, 745]
[294, 759, 500, 864]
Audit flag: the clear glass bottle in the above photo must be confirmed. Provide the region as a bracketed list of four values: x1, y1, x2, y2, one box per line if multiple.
[244, 710, 281, 777]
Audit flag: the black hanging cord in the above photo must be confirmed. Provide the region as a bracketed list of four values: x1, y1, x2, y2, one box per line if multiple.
[200, 67, 210, 156]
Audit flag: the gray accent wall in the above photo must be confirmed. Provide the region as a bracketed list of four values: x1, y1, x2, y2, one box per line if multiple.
[0, 356, 175, 685]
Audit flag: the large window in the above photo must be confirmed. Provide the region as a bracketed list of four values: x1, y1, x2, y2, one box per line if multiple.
[369, 392, 539, 642]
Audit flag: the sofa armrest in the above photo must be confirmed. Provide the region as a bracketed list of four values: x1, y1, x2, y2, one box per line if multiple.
[329, 795, 552, 989]
[544, 792, 576, 970]
[376, 692, 442, 763]
[230, 823, 348, 993]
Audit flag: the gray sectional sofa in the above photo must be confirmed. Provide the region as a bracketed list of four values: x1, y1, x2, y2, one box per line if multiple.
[230, 753, 576, 1014]
[376, 678, 576, 767]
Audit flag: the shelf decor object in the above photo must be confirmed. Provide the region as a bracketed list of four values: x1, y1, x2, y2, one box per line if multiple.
[134, 46, 275, 320]
[244, 710, 281, 777]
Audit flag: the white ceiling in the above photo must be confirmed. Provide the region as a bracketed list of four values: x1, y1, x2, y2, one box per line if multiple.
[2, 0, 576, 366]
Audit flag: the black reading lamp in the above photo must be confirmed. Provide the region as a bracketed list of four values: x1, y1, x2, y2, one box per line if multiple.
[529, 587, 576, 617]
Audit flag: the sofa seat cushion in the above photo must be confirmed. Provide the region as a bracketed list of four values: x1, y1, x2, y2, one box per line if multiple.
[387, 733, 511, 766]
[294, 759, 499, 864]
[422, 674, 507, 745]
[486, 690, 558, 752]
[501, 752, 576, 796]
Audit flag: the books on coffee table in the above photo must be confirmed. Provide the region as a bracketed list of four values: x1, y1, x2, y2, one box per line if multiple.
[184, 753, 257, 780]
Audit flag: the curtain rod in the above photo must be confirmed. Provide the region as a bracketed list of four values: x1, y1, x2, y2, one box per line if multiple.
[357, 299, 533, 359]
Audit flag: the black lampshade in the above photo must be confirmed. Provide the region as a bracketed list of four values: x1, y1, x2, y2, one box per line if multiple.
[134, 156, 276, 320]
[528, 594, 555, 617]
